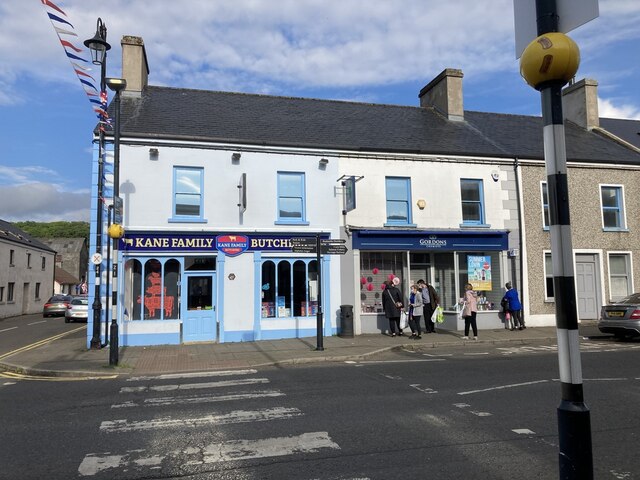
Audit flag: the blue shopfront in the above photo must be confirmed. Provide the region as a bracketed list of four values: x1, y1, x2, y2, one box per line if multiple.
[103, 232, 333, 346]
[352, 229, 510, 333]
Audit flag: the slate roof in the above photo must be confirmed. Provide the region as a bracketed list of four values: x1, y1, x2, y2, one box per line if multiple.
[54, 267, 79, 286]
[38, 237, 87, 254]
[600, 117, 640, 149]
[116, 86, 640, 165]
[0, 219, 56, 253]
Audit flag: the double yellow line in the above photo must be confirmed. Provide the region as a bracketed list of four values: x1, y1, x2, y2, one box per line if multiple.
[0, 325, 86, 361]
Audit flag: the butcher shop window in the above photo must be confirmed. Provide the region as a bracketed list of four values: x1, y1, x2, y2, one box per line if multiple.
[124, 258, 181, 320]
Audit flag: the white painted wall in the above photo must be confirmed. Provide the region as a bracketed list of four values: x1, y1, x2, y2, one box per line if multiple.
[339, 156, 508, 229]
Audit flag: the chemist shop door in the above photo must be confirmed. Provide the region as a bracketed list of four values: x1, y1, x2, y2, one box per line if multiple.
[183, 274, 217, 342]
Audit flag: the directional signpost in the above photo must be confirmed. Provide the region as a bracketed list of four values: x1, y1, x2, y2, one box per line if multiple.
[290, 236, 349, 351]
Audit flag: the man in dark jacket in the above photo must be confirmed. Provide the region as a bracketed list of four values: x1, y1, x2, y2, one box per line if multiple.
[382, 279, 404, 336]
[418, 279, 440, 333]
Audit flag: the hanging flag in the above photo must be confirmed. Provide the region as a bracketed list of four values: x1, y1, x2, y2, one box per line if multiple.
[39, 0, 109, 122]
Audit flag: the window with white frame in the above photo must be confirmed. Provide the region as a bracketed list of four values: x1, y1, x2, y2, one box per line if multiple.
[276, 172, 306, 223]
[172, 167, 204, 220]
[460, 179, 485, 225]
[600, 185, 626, 230]
[541, 181, 549, 229]
[544, 252, 554, 301]
[608, 253, 632, 301]
[385, 177, 412, 225]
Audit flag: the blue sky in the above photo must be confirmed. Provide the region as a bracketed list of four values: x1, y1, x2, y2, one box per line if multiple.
[0, 0, 638, 222]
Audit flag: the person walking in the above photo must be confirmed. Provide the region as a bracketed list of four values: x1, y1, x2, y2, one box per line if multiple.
[408, 284, 424, 339]
[382, 279, 404, 337]
[502, 282, 524, 330]
[418, 279, 440, 333]
[460, 282, 478, 340]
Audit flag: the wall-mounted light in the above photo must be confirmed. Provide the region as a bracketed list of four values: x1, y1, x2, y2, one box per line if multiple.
[417, 199, 427, 210]
[149, 148, 159, 160]
[319, 158, 329, 169]
[232, 152, 241, 164]
[491, 170, 500, 182]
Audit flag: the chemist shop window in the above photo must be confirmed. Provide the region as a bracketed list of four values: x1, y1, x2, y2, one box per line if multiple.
[123, 258, 181, 320]
[460, 179, 486, 226]
[261, 259, 318, 317]
[359, 252, 405, 314]
[457, 252, 501, 310]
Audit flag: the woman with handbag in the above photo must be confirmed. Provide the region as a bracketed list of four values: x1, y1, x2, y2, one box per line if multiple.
[460, 282, 479, 340]
[382, 279, 404, 337]
[408, 284, 424, 339]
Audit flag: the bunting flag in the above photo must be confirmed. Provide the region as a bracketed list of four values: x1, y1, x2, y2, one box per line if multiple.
[40, 0, 109, 124]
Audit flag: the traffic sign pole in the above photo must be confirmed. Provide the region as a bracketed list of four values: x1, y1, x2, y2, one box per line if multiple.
[315, 233, 324, 351]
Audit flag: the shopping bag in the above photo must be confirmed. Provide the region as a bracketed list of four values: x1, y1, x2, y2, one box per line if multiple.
[435, 305, 445, 323]
[400, 310, 409, 329]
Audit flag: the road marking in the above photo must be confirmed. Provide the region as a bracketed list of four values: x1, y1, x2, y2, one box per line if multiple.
[27, 321, 47, 326]
[453, 403, 491, 417]
[127, 368, 258, 381]
[583, 377, 628, 381]
[100, 407, 303, 433]
[359, 359, 446, 364]
[513, 429, 536, 435]
[0, 327, 18, 333]
[462, 352, 490, 356]
[2, 381, 17, 386]
[0, 371, 117, 381]
[111, 390, 285, 408]
[0, 325, 85, 360]
[120, 377, 269, 393]
[410, 384, 437, 394]
[423, 353, 453, 357]
[78, 432, 340, 476]
[458, 380, 548, 396]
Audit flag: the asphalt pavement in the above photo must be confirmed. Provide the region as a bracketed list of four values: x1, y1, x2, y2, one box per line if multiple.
[0, 316, 604, 378]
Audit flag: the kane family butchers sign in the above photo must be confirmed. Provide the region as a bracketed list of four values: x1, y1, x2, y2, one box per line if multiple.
[119, 233, 328, 256]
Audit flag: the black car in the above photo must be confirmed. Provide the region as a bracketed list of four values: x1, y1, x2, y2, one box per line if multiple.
[43, 294, 73, 317]
[598, 293, 640, 338]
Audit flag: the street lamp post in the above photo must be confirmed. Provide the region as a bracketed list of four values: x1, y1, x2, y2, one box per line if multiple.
[85, 18, 111, 350]
[106, 77, 127, 366]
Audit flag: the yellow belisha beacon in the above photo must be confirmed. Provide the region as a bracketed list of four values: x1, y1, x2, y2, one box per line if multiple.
[519, 32, 580, 90]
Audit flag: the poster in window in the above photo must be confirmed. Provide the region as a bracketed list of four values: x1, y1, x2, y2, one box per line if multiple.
[467, 255, 492, 291]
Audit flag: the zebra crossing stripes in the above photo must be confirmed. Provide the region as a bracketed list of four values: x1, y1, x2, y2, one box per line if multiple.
[100, 406, 304, 433]
[111, 389, 285, 408]
[78, 368, 342, 477]
[119, 377, 269, 393]
[79, 432, 339, 476]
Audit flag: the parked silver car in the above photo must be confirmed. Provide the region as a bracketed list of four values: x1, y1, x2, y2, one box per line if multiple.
[43, 294, 72, 317]
[598, 293, 640, 338]
[65, 296, 89, 323]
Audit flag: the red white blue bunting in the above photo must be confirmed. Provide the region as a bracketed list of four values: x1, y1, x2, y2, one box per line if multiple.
[40, 0, 109, 126]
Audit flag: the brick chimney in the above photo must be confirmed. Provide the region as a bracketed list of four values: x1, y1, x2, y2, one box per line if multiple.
[562, 78, 599, 130]
[121, 36, 149, 95]
[419, 68, 464, 121]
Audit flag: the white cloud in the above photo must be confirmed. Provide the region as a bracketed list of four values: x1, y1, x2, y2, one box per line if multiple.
[598, 97, 640, 120]
[0, 183, 90, 222]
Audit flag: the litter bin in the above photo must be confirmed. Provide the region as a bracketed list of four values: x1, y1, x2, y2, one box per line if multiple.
[339, 305, 354, 338]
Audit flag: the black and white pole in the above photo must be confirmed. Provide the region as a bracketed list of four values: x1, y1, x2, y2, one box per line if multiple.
[520, 1, 593, 478]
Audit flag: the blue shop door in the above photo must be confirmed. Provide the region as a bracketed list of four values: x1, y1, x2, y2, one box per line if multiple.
[183, 274, 217, 342]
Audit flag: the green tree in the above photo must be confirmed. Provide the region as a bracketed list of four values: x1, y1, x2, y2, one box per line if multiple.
[16, 221, 90, 242]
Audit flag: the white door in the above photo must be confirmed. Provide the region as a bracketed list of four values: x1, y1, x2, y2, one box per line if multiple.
[576, 255, 598, 320]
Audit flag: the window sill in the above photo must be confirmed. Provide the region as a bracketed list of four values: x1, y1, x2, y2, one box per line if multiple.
[459, 223, 491, 229]
[168, 217, 208, 224]
[544, 298, 555, 303]
[602, 228, 629, 233]
[383, 223, 417, 228]
[542, 226, 549, 232]
[274, 220, 310, 226]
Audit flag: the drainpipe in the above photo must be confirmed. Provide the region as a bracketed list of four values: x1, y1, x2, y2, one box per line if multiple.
[514, 156, 524, 324]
